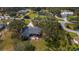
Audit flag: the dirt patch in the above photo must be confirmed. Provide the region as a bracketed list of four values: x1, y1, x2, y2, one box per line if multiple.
[1, 29, 14, 51]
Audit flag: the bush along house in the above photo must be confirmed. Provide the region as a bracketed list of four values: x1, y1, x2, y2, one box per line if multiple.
[21, 21, 41, 40]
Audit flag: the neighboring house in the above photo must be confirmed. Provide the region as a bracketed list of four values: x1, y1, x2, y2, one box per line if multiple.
[0, 15, 10, 20]
[0, 24, 5, 31]
[4, 15, 10, 20]
[0, 16, 4, 20]
[21, 22, 41, 40]
[18, 10, 27, 13]
[15, 18, 22, 20]
[18, 9, 30, 14]
[0, 24, 6, 38]
[10, 17, 15, 20]
[61, 10, 73, 22]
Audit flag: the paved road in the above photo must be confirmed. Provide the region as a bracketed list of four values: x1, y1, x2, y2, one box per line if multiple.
[55, 14, 79, 36]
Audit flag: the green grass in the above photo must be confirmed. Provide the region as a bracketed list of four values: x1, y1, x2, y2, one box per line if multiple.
[24, 19, 30, 25]
[69, 32, 77, 38]
[68, 16, 77, 19]
[31, 39, 48, 51]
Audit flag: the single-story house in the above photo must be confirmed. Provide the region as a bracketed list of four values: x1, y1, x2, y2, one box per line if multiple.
[0, 24, 6, 31]
[0, 16, 4, 20]
[21, 26, 41, 40]
[18, 9, 30, 14]
[4, 15, 10, 20]
[18, 10, 27, 13]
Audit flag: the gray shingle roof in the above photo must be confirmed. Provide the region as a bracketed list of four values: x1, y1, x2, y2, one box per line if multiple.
[21, 26, 41, 37]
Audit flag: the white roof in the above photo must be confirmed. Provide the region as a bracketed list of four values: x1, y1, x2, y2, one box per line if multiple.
[0, 16, 4, 19]
[27, 22, 34, 27]
[18, 10, 26, 13]
[61, 10, 73, 15]
[18, 9, 30, 13]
